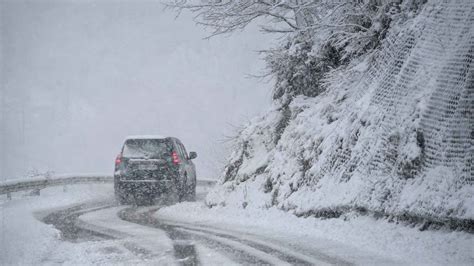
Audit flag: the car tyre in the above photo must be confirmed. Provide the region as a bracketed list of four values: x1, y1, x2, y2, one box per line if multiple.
[186, 184, 196, 202]
[116, 191, 128, 205]
[177, 173, 188, 202]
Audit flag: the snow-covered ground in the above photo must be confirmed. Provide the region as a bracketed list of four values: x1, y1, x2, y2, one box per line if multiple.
[2, 183, 472, 265]
[0, 184, 151, 265]
[156, 202, 474, 265]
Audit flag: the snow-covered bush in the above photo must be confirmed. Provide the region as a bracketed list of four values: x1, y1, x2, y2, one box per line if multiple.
[267, 32, 340, 100]
[167, 1, 407, 100]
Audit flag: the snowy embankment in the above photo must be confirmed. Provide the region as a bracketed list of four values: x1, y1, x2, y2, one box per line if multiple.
[206, 1, 473, 228]
[156, 201, 474, 265]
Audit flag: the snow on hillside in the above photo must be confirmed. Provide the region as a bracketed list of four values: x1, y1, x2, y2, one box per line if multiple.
[207, 0, 473, 225]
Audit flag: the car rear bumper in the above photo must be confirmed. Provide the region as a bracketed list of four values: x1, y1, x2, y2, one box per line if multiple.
[115, 175, 176, 194]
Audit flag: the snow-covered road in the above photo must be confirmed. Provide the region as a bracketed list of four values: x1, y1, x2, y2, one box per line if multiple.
[30, 186, 352, 265]
[1, 183, 472, 265]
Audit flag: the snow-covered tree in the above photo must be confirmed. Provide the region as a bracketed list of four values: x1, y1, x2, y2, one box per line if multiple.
[166, 1, 412, 99]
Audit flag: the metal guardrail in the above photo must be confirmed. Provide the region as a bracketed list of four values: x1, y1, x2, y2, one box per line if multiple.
[0, 175, 113, 196]
[0, 175, 217, 197]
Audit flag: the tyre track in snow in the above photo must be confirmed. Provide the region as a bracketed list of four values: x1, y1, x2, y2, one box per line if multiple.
[40, 200, 349, 265]
[119, 207, 348, 265]
[41, 201, 117, 242]
[39, 201, 162, 259]
[156, 219, 352, 266]
[118, 206, 270, 265]
[38, 184, 350, 265]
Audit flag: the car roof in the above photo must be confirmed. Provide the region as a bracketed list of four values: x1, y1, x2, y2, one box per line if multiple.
[124, 135, 169, 141]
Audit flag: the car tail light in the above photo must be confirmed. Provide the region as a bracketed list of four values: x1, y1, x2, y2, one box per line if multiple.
[115, 154, 122, 166]
[172, 151, 180, 165]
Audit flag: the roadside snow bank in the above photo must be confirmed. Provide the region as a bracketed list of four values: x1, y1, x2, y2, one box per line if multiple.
[156, 202, 474, 265]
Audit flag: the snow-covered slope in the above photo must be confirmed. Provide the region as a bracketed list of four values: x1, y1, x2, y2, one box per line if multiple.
[207, 1, 473, 226]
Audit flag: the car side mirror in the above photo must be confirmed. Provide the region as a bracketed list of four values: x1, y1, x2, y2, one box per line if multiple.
[189, 151, 197, 160]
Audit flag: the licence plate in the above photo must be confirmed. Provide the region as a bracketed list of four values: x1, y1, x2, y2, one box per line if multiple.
[138, 164, 158, 170]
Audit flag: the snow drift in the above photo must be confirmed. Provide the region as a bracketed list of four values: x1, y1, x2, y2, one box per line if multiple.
[207, 0, 473, 227]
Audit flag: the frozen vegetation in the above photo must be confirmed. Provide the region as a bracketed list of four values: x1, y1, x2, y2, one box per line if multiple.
[170, 0, 474, 228]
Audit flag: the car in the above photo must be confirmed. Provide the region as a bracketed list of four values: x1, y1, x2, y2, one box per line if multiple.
[114, 135, 197, 205]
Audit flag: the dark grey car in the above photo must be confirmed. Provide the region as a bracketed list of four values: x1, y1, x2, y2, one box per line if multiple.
[114, 136, 197, 205]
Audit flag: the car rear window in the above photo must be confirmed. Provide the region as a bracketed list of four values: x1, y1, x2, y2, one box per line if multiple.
[122, 139, 171, 159]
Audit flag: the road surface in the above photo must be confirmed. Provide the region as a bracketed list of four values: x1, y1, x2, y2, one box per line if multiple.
[35, 183, 398, 265]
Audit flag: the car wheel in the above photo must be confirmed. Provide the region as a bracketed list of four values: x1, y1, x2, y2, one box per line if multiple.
[178, 187, 185, 202]
[116, 191, 128, 205]
[114, 178, 126, 204]
[178, 174, 188, 202]
[186, 184, 196, 202]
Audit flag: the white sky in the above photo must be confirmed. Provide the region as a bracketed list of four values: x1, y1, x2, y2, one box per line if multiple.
[0, 0, 273, 179]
